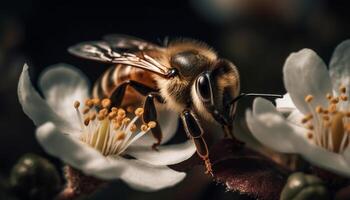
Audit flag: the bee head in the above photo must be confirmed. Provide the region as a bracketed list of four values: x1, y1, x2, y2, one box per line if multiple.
[192, 59, 240, 125]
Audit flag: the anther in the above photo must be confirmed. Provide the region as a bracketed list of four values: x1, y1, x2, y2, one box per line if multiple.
[84, 117, 90, 126]
[74, 101, 80, 109]
[99, 108, 108, 116]
[92, 98, 101, 106]
[122, 117, 130, 124]
[340, 95, 348, 101]
[83, 107, 90, 114]
[135, 108, 144, 116]
[97, 114, 105, 121]
[340, 85, 346, 94]
[115, 131, 125, 140]
[117, 109, 126, 118]
[111, 107, 118, 112]
[307, 124, 314, 130]
[85, 99, 93, 108]
[326, 93, 332, 100]
[305, 95, 314, 103]
[108, 111, 117, 120]
[101, 98, 111, 108]
[323, 115, 330, 121]
[307, 132, 313, 139]
[148, 121, 157, 128]
[315, 106, 323, 113]
[331, 97, 339, 104]
[130, 124, 137, 132]
[141, 124, 148, 132]
[126, 106, 134, 113]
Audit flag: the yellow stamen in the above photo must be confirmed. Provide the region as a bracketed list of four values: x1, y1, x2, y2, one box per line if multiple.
[340, 95, 348, 101]
[83, 107, 90, 114]
[92, 98, 100, 106]
[117, 109, 126, 118]
[111, 107, 118, 112]
[134, 108, 144, 116]
[84, 117, 90, 126]
[74, 101, 80, 109]
[115, 131, 125, 140]
[122, 117, 130, 124]
[326, 93, 332, 100]
[108, 111, 117, 120]
[305, 95, 314, 103]
[331, 112, 345, 153]
[315, 106, 323, 113]
[141, 124, 148, 132]
[340, 85, 346, 94]
[148, 121, 157, 128]
[85, 99, 93, 108]
[331, 97, 339, 104]
[101, 98, 111, 108]
[130, 124, 137, 132]
[90, 113, 96, 121]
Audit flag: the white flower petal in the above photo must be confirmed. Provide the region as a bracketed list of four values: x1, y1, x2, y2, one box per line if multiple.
[283, 49, 333, 114]
[18, 64, 76, 133]
[246, 98, 307, 153]
[36, 122, 125, 178]
[126, 140, 196, 166]
[116, 157, 186, 191]
[248, 98, 350, 177]
[276, 93, 295, 109]
[329, 39, 350, 96]
[38, 64, 89, 124]
[37, 122, 186, 190]
[132, 109, 179, 147]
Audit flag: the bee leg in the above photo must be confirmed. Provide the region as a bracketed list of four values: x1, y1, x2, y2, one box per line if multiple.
[110, 80, 161, 107]
[143, 93, 163, 150]
[181, 109, 213, 176]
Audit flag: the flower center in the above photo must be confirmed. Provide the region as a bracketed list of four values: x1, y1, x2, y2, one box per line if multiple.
[301, 85, 350, 153]
[73, 98, 156, 156]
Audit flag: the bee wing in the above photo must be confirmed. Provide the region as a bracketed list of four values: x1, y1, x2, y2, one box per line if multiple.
[68, 41, 170, 76]
[103, 34, 161, 51]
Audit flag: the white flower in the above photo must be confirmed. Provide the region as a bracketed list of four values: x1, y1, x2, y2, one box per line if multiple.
[246, 40, 350, 177]
[17, 63, 196, 191]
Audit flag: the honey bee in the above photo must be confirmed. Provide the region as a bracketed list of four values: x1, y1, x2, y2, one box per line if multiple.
[69, 34, 281, 174]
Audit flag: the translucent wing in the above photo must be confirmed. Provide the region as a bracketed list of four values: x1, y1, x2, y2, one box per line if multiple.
[103, 34, 161, 51]
[68, 40, 170, 76]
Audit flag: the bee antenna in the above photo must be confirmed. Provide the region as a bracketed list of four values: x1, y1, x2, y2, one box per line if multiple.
[230, 93, 283, 104]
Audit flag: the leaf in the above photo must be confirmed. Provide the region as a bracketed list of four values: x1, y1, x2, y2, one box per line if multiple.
[211, 139, 289, 200]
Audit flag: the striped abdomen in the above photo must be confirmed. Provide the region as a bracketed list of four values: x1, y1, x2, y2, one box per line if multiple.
[93, 64, 158, 107]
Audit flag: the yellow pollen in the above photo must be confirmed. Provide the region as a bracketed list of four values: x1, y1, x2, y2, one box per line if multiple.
[307, 124, 314, 130]
[148, 121, 157, 128]
[305, 95, 314, 103]
[85, 99, 93, 108]
[141, 124, 148, 132]
[108, 111, 117, 120]
[130, 124, 137, 132]
[84, 117, 90, 126]
[323, 110, 329, 114]
[92, 98, 101, 106]
[101, 98, 111, 108]
[135, 108, 144, 116]
[126, 106, 134, 113]
[122, 117, 131, 124]
[97, 113, 105, 121]
[307, 132, 313, 139]
[117, 109, 126, 118]
[115, 131, 125, 140]
[83, 107, 90, 114]
[99, 108, 108, 116]
[315, 106, 323, 113]
[74, 101, 80, 109]
[326, 93, 332, 100]
[111, 107, 118, 112]
[331, 97, 339, 104]
[339, 85, 347, 94]
[113, 122, 121, 129]
[340, 95, 348, 101]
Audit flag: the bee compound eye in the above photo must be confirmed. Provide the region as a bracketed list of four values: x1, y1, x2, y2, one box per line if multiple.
[196, 74, 211, 102]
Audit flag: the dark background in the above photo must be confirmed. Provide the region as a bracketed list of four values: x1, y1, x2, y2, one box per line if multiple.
[0, 0, 349, 199]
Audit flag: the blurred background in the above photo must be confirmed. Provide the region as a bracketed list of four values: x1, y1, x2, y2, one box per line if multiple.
[0, 0, 349, 199]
